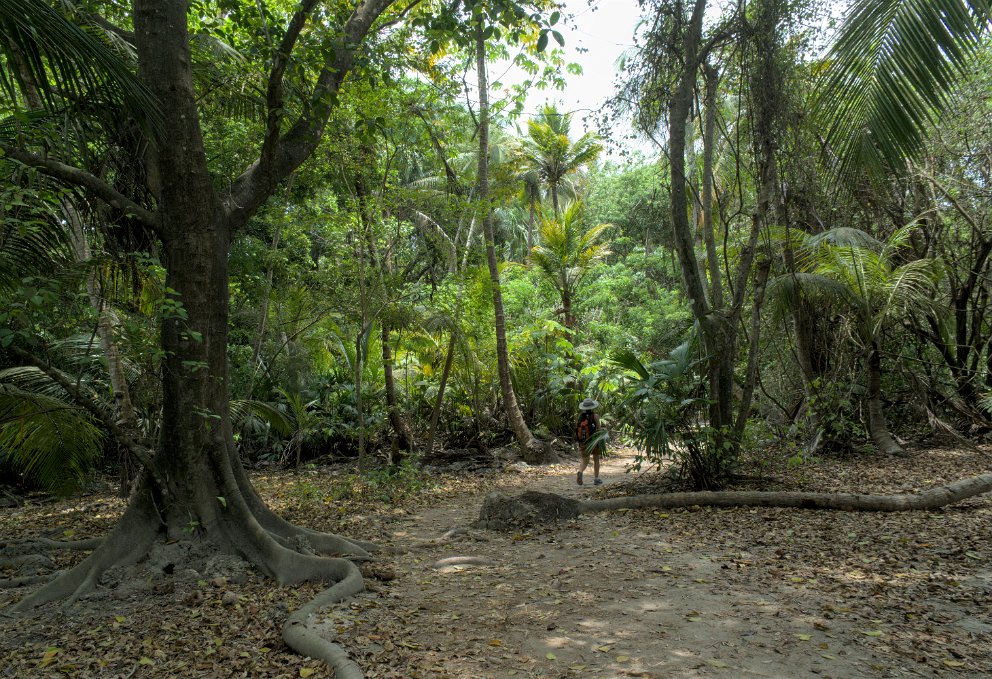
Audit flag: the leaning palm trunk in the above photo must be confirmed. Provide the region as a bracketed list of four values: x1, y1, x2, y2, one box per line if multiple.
[866, 344, 905, 455]
[475, 26, 549, 464]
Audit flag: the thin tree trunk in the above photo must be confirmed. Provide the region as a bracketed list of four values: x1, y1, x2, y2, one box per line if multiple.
[355, 243, 368, 468]
[527, 195, 536, 254]
[475, 25, 547, 464]
[866, 344, 905, 455]
[425, 331, 457, 456]
[247, 218, 282, 399]
[562, 285, 573, 329]
[701, 62, 722, 309]
[734, 258, 770, 439]
[381, 321, 412, 462]
[667, 0, 735, 442]
[65, 203, 140, 494]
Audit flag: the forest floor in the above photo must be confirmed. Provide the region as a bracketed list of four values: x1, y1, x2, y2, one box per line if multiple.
[2, 442, 992, 678]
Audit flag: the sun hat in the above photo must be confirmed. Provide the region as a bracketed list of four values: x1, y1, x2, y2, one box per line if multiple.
[579, 398, 599, 411]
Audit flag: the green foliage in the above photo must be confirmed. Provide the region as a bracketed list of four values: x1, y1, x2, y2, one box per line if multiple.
[325, 459, 433, 504]
[817, 0, 992, 178]
[0, 379, 102, 495]
[0, 0, 161, 130]
[612, 344, 731, 490]
[805, 377, 865, 450]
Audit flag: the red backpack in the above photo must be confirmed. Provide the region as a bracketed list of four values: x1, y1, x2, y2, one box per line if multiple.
[576, 412, 597, 442]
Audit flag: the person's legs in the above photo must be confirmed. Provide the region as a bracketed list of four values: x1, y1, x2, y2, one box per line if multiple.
[577, 446, 589, 484]
[592, 450, 601, 484]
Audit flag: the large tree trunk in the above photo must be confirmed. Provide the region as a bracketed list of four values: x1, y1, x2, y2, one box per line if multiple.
[11, 2, 397, 675]
[475, 26, 549, 464]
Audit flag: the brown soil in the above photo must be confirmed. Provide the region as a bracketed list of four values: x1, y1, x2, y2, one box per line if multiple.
[2, 444, 991, 678]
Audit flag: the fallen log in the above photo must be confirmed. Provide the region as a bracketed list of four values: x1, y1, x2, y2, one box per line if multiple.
[476, 473, 992, 530]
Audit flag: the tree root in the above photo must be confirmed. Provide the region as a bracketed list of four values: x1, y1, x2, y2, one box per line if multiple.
[2, 537, 102, 552]
[9, 495, 158, 611]
[431, 556, 493, 569]
[0, 573, 60, 589]
[279, 555, 366, 679]
[5, 468, 380, 677]
[478, 472, 992, 529]
[0, 554, 53, 570]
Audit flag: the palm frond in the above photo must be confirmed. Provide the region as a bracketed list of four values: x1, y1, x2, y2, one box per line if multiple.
[816, 0, 991, 178]
[0, 0, 162, 133]
[804, 227, 882, 251]
[231, 398, 293, 436]
[0, 212, 75, 292]
[0, 366, 75, 400]
[765, 272, 855, 321]
[0, 382, 102, 495]
[611, 348, 650, 380]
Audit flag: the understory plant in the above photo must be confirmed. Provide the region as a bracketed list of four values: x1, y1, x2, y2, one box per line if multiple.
[612, 343, 732, 490]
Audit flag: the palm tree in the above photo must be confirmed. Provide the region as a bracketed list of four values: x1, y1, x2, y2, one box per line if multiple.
[476, 23, 546, 463]
[529, 201, 611, 330]
[818, 0, 992, 177]
[768, 225, 942, 455]
[520, 104, 603, 214]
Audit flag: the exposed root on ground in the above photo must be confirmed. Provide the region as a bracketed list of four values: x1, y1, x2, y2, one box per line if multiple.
[281, 557, 366, 679]
[431, 556, 493, 569]
[5, 481, 383, 678]
[477, 472, 992, 529]
[2, 537, 102, 551]
[9, 492, 159, 611]
[0, 554, 53, 570]
[0, 573, 59, 589]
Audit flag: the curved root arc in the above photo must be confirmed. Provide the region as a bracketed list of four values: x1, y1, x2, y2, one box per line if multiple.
[280, 557, 366, 679]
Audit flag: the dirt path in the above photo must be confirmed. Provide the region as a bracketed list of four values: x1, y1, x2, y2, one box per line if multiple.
[2, 445, 990, 678]
[340, 448, 992, 678]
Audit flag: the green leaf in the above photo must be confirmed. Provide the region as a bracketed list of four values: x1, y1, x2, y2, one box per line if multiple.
[537, 31, 549, 52]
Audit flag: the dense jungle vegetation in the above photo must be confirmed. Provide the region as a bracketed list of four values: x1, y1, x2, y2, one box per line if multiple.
[2, 0, 992, 674]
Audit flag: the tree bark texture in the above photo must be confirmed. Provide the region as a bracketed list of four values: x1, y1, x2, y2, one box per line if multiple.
[700, 62, 722, 310]
[11, 2, 399, 675]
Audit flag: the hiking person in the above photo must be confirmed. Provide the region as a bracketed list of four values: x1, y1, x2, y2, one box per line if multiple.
[575, 397, 604, 485]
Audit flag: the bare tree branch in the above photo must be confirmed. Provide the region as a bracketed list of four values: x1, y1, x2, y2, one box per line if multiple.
[1, 145, 157, 227]
[226, 0, 398, 229]
[85, 13, 135, 43]
[257, 0, 321, 180]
